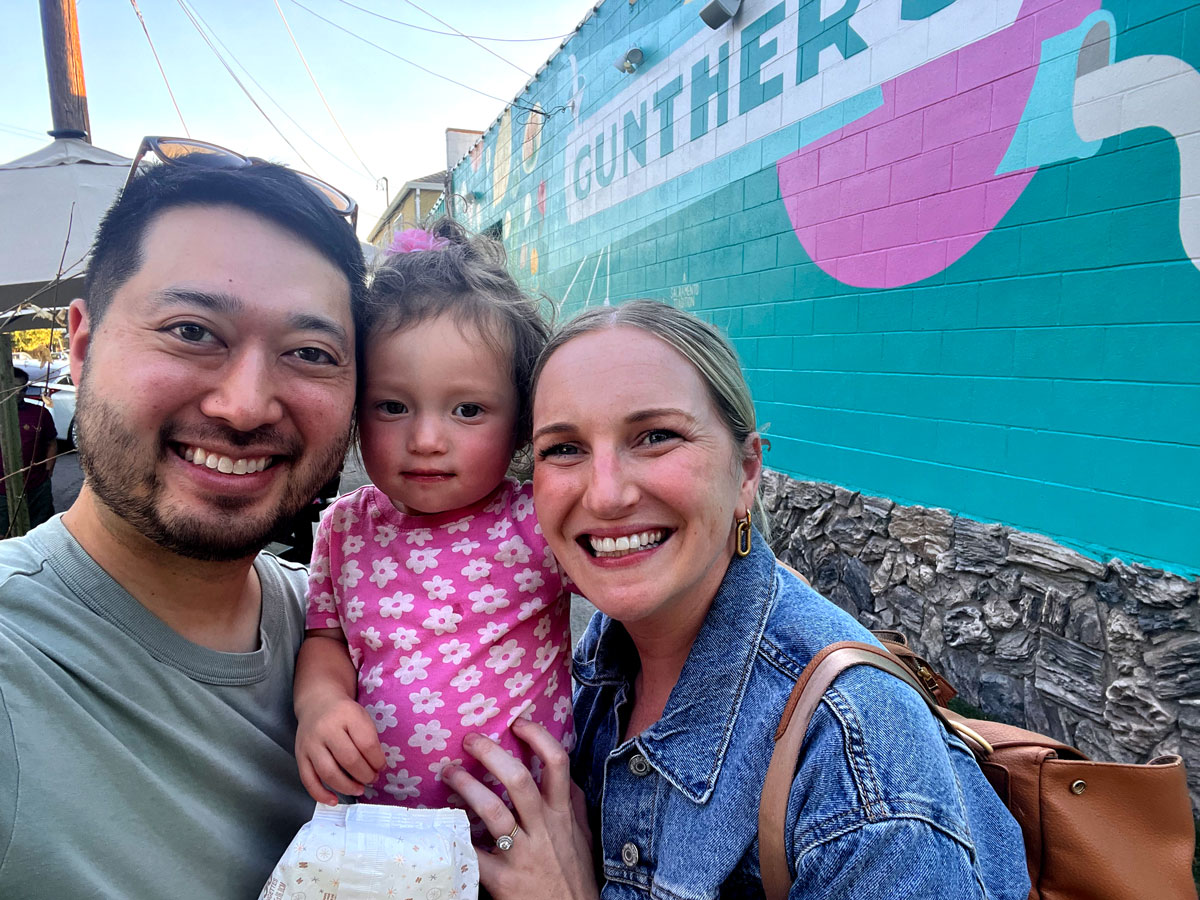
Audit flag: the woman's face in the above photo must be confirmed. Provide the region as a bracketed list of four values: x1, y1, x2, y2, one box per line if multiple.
[532, 326, 761, 630]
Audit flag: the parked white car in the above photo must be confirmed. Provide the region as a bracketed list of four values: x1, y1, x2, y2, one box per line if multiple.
[39, 374, 77, 446]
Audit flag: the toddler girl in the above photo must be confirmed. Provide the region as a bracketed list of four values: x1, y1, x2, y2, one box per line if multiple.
[262, 222, 573, 899]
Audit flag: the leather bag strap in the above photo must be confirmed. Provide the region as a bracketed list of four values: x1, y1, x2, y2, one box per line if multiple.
[758, 641, 959, 900]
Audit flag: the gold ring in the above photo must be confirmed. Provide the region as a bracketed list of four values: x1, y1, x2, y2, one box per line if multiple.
[495, 824, 519, 851]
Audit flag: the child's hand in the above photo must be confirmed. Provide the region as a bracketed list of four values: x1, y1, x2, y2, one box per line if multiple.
[295, 696, 386, 805]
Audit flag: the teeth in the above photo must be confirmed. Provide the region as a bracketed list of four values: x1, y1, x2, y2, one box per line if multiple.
[588, 530, 664, 558]
[181, 446, 271, 476]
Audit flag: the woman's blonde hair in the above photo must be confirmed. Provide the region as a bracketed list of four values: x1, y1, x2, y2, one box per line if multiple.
[532, 299, 769, 535]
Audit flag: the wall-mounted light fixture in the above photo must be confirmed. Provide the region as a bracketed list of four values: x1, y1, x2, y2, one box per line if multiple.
[699, 0, 741, 29]
[614, 47, 644, 74]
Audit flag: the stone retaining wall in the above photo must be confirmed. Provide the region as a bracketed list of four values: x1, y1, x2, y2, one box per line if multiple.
[761, 471, 1200, 815]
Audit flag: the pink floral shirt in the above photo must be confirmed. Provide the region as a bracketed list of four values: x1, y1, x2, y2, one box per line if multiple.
[306, 479, 574, 808]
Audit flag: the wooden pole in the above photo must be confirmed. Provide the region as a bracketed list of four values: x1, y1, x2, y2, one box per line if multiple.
[0, 336, 32, 537]
[39, 0, 91, 142]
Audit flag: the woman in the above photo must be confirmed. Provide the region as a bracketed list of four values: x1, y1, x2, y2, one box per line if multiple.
[443, 300, 1029, 899]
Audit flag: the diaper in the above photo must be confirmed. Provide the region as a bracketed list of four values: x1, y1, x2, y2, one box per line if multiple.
[259, 803, 478, 900]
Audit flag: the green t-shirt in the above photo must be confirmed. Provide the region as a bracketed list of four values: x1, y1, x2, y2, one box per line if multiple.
[0, 516, 314, 898]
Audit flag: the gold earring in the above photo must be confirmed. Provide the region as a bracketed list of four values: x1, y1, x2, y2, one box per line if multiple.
[735, 511, 752, 558]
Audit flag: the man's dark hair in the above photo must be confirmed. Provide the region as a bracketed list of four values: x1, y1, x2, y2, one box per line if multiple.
[11, 367, 28, 387]
[84, 161, 367, 336]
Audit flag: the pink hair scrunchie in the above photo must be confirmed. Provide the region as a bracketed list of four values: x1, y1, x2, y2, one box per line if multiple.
[388, 227, 449, 254]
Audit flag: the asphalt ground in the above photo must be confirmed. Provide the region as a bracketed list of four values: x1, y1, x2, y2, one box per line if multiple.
[50, 446, 601, 646]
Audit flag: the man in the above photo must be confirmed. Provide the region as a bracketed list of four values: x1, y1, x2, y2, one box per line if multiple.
[0, 367, 58, 532]
[0, 147, 366, 897]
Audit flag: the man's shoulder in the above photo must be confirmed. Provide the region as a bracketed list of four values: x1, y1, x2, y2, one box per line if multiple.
[254, 548, 308, 598]
[0, 522, 66, 588]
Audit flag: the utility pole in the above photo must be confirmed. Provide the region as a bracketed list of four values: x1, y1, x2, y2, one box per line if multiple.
[40, 0, 91, 142]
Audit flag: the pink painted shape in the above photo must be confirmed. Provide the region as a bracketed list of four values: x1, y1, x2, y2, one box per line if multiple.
[775, 0, 1099, 289]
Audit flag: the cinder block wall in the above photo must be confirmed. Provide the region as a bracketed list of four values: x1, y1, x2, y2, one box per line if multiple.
[448, 0, 1200, 796]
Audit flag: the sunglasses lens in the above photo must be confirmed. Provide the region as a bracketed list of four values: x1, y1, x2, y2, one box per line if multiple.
[154, 139, 246, 168]
[295, 172, 354, 214]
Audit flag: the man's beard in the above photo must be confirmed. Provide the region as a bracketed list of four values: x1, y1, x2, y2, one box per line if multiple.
[75, 384, 349, 562]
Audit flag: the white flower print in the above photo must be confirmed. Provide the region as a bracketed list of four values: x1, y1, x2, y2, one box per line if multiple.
[484, 491, 507, 514]
[451, 536, 481, 555]
[344, 595, 365, 622]
[533, 640, 560, 673]
[530, 754, 544, 783]
[383, 769, 422, 800]
[361, 784, 378, 800]
[422, 604, 462, 634]
[330, 505, 359, 533]
[409, 719, 452, 754]
[380, 742, 404, 767]
[423, 575, 456, 602]
[458, 693, 501, 727]
[504, 671, 533, 697]
[511, 492, 534, 522]
[487, 518, 513, 541]
[486, 639, 525, 675]
[562, 731, 577, 752]
[469, 584, 509, 614]
[309, 556, 330, 583]
[514, 568, 545, 594]
[438, 638, 472, 665]
[443, 515, 474, 535]
[363, 701, 397, 732]
[552, 694, 572, 724]
[393, 650, 432, 684]
[543, 667, 559, 697]
[461, 557, 492, 582]
[406, 547, 442, 574]
[508, 699, 534, 723]
[389, 625, 419, 650]
[359, 663, 384, 695]
[341, 533, 365, 555]
[542, 544, 560, 574]
[322, 616, 339, 629]
[360, 626, 383, 651]
[312, 591, 336, 614]
[338, 560, 363, 590]
[495, 535, 532, 567]
[534, 615, 552, 641]
[450, 665, 483, 692]
[477, 621, 510, 645]
[428, 756, 463, 781]
[373, 523, 399, 547]
[518, 597, 546, 621]
[348, 645, 362, 667]
[369, 556, 399, 589]
[379, 591, 414, 619]
[409, 686, 444, 714]
[406, 527, 433, 546]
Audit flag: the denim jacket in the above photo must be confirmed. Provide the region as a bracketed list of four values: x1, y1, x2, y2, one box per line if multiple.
[571, 531, 1030, 899]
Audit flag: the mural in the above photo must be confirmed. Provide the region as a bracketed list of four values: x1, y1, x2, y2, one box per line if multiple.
[450, 0, 1200, 574]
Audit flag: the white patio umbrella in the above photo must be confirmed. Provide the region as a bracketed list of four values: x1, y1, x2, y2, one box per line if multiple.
[0, 138, 130, 313]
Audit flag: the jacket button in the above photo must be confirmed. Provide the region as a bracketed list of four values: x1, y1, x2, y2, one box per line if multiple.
[621, 842, 640, 866]
[628, 754, 650, 776]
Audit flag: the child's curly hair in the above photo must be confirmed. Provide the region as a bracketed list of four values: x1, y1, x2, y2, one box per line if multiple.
[362, 217, 551, 448]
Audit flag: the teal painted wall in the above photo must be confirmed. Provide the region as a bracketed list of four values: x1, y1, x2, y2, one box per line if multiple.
[449, 0, 1200, 575]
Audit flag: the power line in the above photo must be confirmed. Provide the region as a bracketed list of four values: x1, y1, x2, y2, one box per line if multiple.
[185, 2, 365, 182]
[329, 0, 572, 42]
[399, 0, 531, 77]
[273, 0, 376, 181]
[128, 0, 190, 136]
[287, 0, 514, 105]
[173, 0, 316, 170]
[0, 122, 47, 139]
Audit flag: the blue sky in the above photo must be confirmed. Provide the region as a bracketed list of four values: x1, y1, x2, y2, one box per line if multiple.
[1, 0, 591, 234]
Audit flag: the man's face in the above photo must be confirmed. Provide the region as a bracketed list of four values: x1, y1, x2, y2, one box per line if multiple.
[69, 204, 356, 561]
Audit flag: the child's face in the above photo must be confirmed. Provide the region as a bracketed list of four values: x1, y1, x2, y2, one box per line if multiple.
[359, 313, 519, 516]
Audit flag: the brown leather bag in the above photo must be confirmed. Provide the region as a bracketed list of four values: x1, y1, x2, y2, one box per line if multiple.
[758, 639, 1198, 900]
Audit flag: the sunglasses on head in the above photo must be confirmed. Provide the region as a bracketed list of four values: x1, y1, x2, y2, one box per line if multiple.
[126, 136, 359, 231]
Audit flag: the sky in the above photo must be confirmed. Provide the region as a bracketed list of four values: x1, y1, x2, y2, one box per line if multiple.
[0, 0, 593, 236]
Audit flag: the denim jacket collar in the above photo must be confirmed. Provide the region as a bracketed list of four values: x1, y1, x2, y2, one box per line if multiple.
[572, 531, 777, 804]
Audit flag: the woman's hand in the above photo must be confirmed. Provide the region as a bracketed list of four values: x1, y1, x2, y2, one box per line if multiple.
[443, 717, 599, 900]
